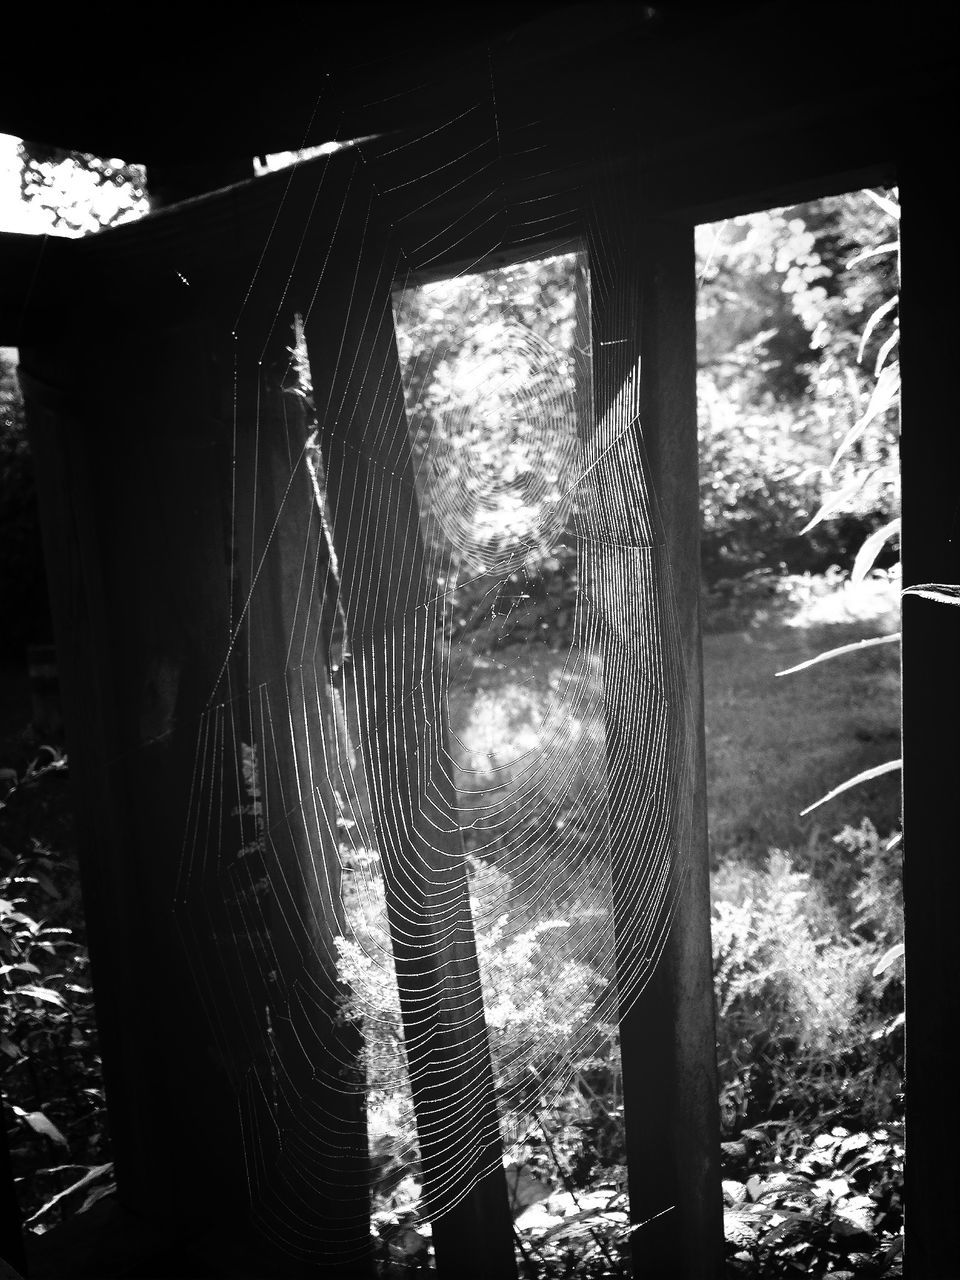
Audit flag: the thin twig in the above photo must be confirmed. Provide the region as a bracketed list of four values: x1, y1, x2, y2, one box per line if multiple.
[530, 1095, 621, 1275]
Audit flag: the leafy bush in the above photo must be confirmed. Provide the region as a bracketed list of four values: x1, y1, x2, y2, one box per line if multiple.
[697, 193, 900, 598]
[337, 856, 605, 1156]
[697, 390, 880, 589]
[0, 349, 51, 659]
[0, 748, 113, 1233]
[712, 841, 902, 1138]
[722, 1124, 903, 1277]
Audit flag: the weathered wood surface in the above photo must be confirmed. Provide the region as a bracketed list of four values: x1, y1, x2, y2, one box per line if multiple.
[19, 320, 256, 1249]
[229, 318, 373, 1273]
[898, 114, 960, 1279]
[1, 3, 935, 207]
[301, 172, 518, 1280]
[585, 194, 722, 1276]
[19, 290, 372, 1274]
[0, 1112, 25, 1275]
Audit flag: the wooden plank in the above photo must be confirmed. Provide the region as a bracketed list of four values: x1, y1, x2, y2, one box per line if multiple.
[0, 1110, 25, 1276]
[0, 232, 76, 347]
[585, 195, 722, 1274]
[17, 309, 326, 1274]
[146, 158, 255, 208]
[229, 318, 373, 1274]
[3, 3, 945, 181]
[3, 34, 921, 349]
[898, 101, 960, 1279]
[302, 174, 518, 1280]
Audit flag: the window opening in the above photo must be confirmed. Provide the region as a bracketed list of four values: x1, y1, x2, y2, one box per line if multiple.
[696, 189, 903, 1261]
[0, 344, 113, 1233]
[0, 133, 146, 236]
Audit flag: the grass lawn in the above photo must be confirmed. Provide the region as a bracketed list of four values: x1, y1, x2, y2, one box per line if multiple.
[445, 571, 901, 893]
[703, 572, 901, 871]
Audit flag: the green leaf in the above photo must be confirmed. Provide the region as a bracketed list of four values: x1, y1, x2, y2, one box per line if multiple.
[873, 942, 904, 976]
[829, 362, 900, 472]
[23, 1162, 113, 1226]
[775, 632, 899, 678]
[846, 241, 899, 270]
[0, 1034, 21, 1059]
[763, 1213, 814, 1246]
[798, 475, 866, 535]
[851, 518, 900, 585]
[870, 1010, 905, 1040]
[902, 582, 960, 606]
[874, 326, 899, 377]
[11, 1105, 68, 1146]
[857, 295, 898, 364]
[863, 188, 901, 221]
[800, 759, 901, 816]
[17, 984, 66, 1007]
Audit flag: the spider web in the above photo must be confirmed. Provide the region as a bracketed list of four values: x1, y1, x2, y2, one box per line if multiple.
[171, 52, 696, 1272]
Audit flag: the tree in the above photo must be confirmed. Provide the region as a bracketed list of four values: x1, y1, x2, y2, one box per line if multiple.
[696, 191, 901, 590]
[16, 140, 145, 235]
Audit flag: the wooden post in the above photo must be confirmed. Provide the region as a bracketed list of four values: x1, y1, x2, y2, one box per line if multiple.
[303, 186, 518, 1280]
[147, 158, 255, 209]
[0, 1107, 25, 1276]
[586, 202, 722, 1275]
[230, 321, 372, 1275]
[19, 319, 258, 1261]
[19, 286, 370, 1273]
[898, 125, 960, 1279]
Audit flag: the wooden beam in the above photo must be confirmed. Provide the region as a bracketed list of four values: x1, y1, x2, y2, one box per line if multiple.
[146, 158, 256, 208]
[19, 297, 358, 1275]
[586, 191, 722, 1275]
[0, 232, 76, 347]
[229, 320, 373, 1274]
[0, 1110, 25, 1276]
[18, 324, 253, 1244]
[898, 94, 960, 1279]
[302, 171, 518, 1280]
[2, 58, 915, 349]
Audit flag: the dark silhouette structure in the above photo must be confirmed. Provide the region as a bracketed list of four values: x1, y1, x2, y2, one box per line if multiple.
[0, 4, 954, 1276]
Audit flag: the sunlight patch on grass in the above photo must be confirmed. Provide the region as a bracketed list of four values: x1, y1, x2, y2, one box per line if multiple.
[781, 567, 900, 632]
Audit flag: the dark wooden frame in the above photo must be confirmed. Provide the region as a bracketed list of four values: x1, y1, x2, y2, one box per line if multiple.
[0, 5, 954, 1273]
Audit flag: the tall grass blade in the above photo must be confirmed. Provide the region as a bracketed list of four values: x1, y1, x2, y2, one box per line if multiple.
[829, 363, 899, 471]
[851, 518, 900, 585]
[800, 758, 901, 816]
[902, 583, 960, 606]
[775, 632, 899, 678]
[857, 295, 898, 364]
[846, 241, 899, 270]
[863, 188, 901, 221]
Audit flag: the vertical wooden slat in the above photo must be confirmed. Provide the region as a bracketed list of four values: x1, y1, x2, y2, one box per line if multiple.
[0, 1110, 25, 1276]
[230, 323, 372, 1274]
[19, 302, 337, 1273]
[303, 184, 518, 1280]
[20, 327, 251, 1231]
[587, 203, 722, 1275]
[898, 126, 960, 1278]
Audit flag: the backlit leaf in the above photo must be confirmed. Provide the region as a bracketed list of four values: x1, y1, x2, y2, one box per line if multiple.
[12, 1106, 68, 1147]
[902, 583, 960, 606]
[17, 984, 66, 1007]
[873, 942, 904, 976]
[851, 518, 900, 585]
[775, 632, 899, 677]
[829, 363, 900, 471]
[857, 295, 898, 364]
[863, 188, 901, 221]
[800, 759, 901, 816]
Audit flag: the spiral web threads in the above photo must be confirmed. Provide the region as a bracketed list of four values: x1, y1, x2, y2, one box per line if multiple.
[171, 71, 696, 1268]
